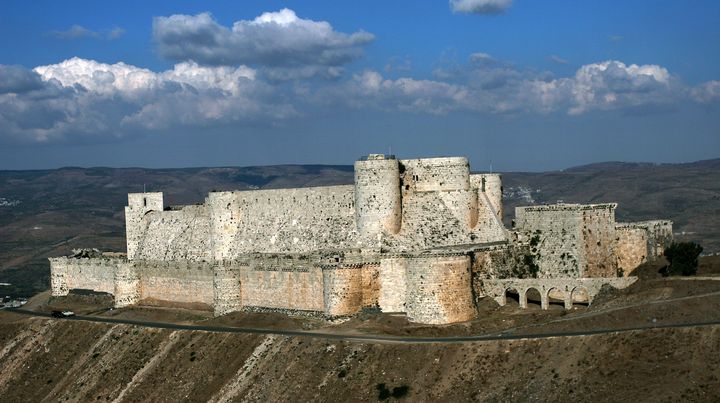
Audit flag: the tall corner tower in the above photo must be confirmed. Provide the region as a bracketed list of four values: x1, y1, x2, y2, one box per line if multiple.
[124, 192, 164, 260]
[354, 154, 402, 240]
[479, 173, 503, 219]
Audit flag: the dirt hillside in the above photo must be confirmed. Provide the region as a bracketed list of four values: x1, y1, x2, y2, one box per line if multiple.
[0, 312, 718, 402]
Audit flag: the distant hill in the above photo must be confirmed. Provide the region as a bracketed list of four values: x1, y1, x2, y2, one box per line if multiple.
[1, 158, 718, 297]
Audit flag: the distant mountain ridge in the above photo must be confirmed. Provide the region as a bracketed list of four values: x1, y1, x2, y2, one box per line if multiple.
[0, 158, 718, 297]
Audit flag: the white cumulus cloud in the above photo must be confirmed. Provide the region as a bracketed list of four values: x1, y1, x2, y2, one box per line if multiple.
[691, 80, 720, 103]
[153, 8, 374, 76]
[450, 0, 513, 15]
[0, 58, 291, 143]
[319, 59, 691, 116]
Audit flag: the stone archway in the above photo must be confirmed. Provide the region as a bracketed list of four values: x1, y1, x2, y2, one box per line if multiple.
[524, 287, 542, 309]
[504, 287, 521, 307]
[546, 287, 567, 310]
[571, 286, 590, 308]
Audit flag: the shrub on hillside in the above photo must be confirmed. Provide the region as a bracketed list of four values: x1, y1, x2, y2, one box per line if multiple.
[661, 242, 703, 276]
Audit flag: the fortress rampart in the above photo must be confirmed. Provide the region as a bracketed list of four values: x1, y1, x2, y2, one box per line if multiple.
[50, 154, 672, 325]
[514, 203, 620, 278]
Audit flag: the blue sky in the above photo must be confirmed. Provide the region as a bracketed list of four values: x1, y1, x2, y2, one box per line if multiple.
[0, 0, 718, 171]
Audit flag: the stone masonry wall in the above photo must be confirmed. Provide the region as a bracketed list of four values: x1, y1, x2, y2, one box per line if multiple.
[378, 257, 407, 312]
[138, 261, 214, 307]
[579, 205, 618, 277]
[639, 220, 673, 259]
[514, 204, 619, 278]
[470, 173, 503, 220]
[241, 266, 324, 312]
[514, 206, 583, 278]
[209, 185, 358, 258]
[360, 263, 381, 308]
[213, 261, 244, 316]
[125, 192, 164, 260]
[405, 255, 476, 324]
[354, 155, 402, 241]
[113, 262, 139, 307]
[322, 266, 364, 316]
[133, 205, 212, 261]
[49, 257, 119, 296]
[615, 225, 648, 276]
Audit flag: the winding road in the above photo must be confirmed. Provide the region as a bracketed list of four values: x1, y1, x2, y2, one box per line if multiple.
[4, 307, 720, 344]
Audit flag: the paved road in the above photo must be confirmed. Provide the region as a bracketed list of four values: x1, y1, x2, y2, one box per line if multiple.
[4, 308, 720, 344]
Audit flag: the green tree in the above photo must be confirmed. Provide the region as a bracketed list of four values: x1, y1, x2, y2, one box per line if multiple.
[661, 242, 703, 276]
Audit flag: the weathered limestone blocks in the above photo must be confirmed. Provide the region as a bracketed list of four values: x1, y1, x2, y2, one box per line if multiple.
[50, 259, 69, 297]
[405, 254, 476, 324]
[322, 266, 364, 316]
[615, 225, 648, 276]
[213, 261, 243, 316]
[125, 192, 164, 260]
[471, 173, 503, 220]
[514, 203, 619, 278]
[241, 266, 324, 312]
[401, 157, 470, 193]
[49, 257, 119, 296]
[212, 185, 359, 256]
[354, 154, 402, 240]
[139, 260, 214, 306]
[113, 261, 139, 307]
[378, 257, 407, 312]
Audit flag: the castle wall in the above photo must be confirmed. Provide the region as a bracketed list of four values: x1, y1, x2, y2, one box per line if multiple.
[471, 173, 503, 219]
[209, 185, 358, 258]
[639, 220, 673, 259]
[125, 192, 164, 260]
[241, 265, 324, 312]
[514, 205, 583, 278]
[401, 157, 471, 193]
[579, 205, 618, 277]
[138, 261, 214, 307]
[405, 255, 476, 324]
[49, 257, 119, 296]
[401, 157, 477, 229]
[213, 261, 244, 316]
[378, 257, 407, 312]
[114, 262, 139, 307]
[132, 205, 212, 261]
[615, 226, 648, 276]
[514, 204, 618, 278]
[354, 155, 401, 241]
[360, 263, 381, 308]
[322, 266, 364, 316]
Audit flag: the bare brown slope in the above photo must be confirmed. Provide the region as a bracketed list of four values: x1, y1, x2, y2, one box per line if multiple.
[0, 314, 718, 402]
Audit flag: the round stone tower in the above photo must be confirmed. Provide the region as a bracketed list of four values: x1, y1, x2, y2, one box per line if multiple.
[479, 173, 503, 219]
[354, 154, 402, 240]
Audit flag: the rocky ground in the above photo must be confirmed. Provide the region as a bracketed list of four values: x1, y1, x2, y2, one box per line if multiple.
[1, 257, 719, 402]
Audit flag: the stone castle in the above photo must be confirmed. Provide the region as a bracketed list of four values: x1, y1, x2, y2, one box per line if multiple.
[50, 154, 673, 324]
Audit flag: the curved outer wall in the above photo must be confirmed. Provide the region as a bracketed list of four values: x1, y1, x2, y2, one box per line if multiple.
[405, 255, 476, 324]
[354, 158, 402, 240]
[322, 267, 364, 316]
